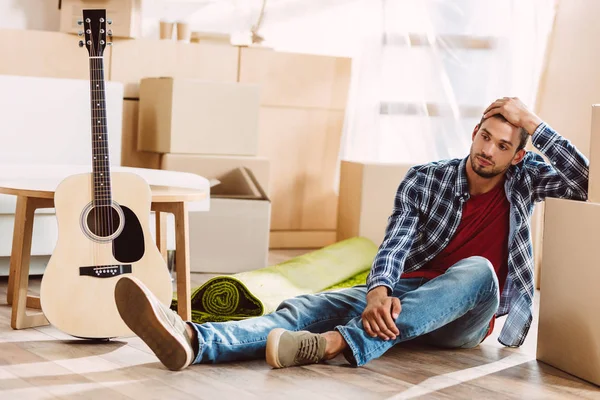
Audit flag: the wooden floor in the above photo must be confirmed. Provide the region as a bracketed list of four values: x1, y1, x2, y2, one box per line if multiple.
[0, 249, 598, 399]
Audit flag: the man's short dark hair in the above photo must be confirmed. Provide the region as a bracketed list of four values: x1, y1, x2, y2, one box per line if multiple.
[478, 114, 529, 152]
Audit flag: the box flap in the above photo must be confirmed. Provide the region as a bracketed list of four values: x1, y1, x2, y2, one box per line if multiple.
[211, 167, 268, 200]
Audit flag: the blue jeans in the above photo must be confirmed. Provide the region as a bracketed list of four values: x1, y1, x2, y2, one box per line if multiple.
[189, 256, 500, 367]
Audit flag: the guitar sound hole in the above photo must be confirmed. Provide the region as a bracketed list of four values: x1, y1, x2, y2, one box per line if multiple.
[86, 206, 121, 238]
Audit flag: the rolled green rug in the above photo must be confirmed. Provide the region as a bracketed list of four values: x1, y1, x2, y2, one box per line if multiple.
[171, 236, 378, 324]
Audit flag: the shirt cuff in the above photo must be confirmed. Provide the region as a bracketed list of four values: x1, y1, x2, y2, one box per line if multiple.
[366, 278, 394, 296]
[531, 122, 558, 153]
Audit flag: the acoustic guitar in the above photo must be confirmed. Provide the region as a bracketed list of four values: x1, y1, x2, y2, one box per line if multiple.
[40, 9, 173, 338]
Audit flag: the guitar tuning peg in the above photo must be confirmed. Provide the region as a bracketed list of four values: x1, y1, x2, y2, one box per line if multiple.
[77, 20, 83, 26]
[79, 40, 84, 47]
[107, 42, 113, 46]
[78, 31, 84, 37]
[107, 30, 113, 37]
[107, 19, 113, 25]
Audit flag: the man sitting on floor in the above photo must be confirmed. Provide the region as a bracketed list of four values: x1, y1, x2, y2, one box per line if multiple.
[113, 97, 589, 371]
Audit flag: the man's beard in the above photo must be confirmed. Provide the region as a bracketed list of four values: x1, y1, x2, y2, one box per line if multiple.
[470, 153, 507, 178]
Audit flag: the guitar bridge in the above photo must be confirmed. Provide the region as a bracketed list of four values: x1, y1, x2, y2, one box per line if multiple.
[79, 264, 132, 278]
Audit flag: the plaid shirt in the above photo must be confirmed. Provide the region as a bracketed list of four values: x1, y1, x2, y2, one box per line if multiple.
[368, 122, 589, 347]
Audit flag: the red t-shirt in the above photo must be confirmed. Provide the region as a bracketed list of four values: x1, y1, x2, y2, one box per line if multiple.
[402, 178, 510, 338]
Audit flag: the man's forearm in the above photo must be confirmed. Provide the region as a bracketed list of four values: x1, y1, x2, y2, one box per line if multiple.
[523, 115, 543, 136]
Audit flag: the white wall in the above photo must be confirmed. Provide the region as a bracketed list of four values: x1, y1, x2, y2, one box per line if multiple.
[0, 0, 60, 31]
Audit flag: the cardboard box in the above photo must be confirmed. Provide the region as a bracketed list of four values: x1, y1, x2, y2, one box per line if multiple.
[138, 78, 260, 156]
[258, 107, 344, 231]
[121, 100, 162, 169]
[535, 0, 600, 158]
[110, 39, 239, 98]
[189, 167, 270, 273]
[337, 161, 413, 245]
[239, 47, 352, 110]
[60, 0, 141, 38]
[589, 104, 600, 202]
[0, 29, 96, 80]
[161, 153, 270, 195]
[537, 198, 600, 386]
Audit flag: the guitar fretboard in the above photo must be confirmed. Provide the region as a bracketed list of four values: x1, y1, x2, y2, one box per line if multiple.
[89, 57, 112, 207]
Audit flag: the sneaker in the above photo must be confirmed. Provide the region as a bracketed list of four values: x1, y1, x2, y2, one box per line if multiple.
[114, 276, 195, 371]
[266, 328, 327, 368]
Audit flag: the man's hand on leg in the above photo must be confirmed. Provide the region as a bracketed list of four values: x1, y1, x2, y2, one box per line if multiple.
[362, 286, 401, 340]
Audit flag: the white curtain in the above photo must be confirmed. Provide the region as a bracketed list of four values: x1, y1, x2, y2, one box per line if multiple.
[148, 0, 557, 164]
[339, 0, 558, 164]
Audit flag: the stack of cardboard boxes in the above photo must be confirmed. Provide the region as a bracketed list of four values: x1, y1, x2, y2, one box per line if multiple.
[531, 0, 600, 386]
[136, 77, 272, 274]
[4, 1, 352, 272]
[536, 105, 600, 387]
[238, 47, 352, 249]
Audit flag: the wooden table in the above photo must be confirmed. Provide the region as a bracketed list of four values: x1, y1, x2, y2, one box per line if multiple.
[0, 170, 208, 330]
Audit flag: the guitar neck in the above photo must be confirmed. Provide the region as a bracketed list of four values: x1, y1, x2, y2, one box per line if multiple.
[89, 57, 112, 207]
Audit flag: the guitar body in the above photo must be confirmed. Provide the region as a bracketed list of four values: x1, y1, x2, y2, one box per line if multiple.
[40, 172, 173, 338]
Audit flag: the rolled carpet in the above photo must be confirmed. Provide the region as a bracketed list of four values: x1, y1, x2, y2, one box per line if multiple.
[171, 237, 378, 324]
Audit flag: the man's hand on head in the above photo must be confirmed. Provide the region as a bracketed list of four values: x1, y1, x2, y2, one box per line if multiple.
[483, 97, 543, 136]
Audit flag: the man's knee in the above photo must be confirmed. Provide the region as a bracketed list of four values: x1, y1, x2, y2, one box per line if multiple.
[276, 294, 312, 313]
[461, 256, 499, 295]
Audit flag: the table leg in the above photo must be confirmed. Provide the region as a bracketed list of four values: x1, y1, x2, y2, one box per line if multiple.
[151, 201, 191, 321]
[155, 211, 168, 264]
[173, 202, 191, 321]
[10, 196, 49, 329]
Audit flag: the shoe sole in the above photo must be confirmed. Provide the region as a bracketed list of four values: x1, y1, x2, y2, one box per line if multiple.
[265, 328, 286, 368]
[114, 276, 192, 371]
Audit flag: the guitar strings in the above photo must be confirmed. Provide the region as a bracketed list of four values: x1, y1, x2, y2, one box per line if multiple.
[90, 21, 104, 267]
[88, 21, 98, 269]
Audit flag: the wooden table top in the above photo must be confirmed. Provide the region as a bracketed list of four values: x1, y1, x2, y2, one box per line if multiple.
[0, 184, 207, 203]
[0, 165, 210, 203]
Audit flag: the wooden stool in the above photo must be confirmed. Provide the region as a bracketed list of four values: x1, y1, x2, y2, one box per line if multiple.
[0, 185, 207, 330]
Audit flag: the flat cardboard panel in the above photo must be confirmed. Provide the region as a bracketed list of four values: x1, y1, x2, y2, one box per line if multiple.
[239, 47, 352, 110]
[258, 107, 344, 230]
[336, 161, 364, 240]
[360, 163, 414, 245]
[121, 100, 162, 169]
[137, 78, 174, 153]
[589, 104, 600, 202]
[537, 198, 600, 386]
[337, 161, 413, 245]
[110, 39, 239, 98]
[60, 0, 141, 38]
[0, 28, 97, 80]
[138, 77, 260, 156]
[535, 0, 600, 158]
[269, 230, 337, 249]
[161, 153, 270, 195]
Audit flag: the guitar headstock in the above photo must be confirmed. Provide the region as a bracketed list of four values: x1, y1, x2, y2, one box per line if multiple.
[78, 9, 113, 57]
